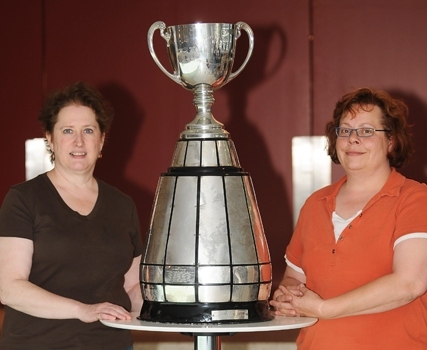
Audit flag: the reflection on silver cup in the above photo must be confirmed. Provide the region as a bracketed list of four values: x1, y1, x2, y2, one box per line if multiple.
[148, 22, 253, 90]
[148, 22, 254, 139]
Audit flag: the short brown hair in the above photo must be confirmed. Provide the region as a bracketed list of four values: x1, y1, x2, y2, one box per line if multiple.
[38, 81, 114, 136]
[325, 87, 413, 168]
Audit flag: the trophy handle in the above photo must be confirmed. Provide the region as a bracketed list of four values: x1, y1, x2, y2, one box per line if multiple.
[227, 21, 254, 84]
[147, 21, 181, 85]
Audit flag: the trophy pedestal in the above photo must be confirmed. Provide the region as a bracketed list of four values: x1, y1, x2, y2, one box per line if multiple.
[139, 300, 272, 324]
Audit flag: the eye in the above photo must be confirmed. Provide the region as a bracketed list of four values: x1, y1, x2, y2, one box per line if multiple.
[340, 128, 350, 135]
[361, 128, 374, 136]
[62, 128, 73, 134]
[84, 128, 94, 134]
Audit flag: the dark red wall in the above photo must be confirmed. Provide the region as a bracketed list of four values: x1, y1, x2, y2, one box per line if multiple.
[312, 0, 427, 183]
[0, 1, 43, 197]
[1, 0, 427, 299]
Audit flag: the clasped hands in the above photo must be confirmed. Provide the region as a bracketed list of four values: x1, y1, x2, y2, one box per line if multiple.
[269, 284, 324, 318]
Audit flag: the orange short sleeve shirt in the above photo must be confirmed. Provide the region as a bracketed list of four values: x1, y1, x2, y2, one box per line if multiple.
[286, 169, 427, 350]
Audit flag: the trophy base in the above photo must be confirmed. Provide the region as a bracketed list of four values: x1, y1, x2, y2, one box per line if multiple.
[139, 300, 273, 324]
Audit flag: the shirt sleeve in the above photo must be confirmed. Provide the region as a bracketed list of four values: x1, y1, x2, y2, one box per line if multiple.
[394, 232, 427, 249]
[0, 188, 34, 240]
[285, 254, 305, 275]
[130, 201, 144, 257]
[394, 183, 427, 242]
[285, 203, 306, 270]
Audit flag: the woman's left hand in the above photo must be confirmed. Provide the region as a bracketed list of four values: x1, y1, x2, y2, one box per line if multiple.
[78, 302, 132, 323]
[288, 284, 325, 318]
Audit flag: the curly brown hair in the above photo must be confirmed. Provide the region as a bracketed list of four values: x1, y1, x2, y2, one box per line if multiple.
[38, 81, 114, 136]
[325, 87, 413, 168]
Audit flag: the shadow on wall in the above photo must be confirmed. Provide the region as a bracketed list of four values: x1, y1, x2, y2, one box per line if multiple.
[223, 24, 291, 288]
[390, 90, 427, 185]
[95, 82, 154, 237]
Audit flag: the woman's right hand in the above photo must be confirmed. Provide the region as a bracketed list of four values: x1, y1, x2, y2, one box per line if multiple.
[78, 302, 132, 323]
[270, 284, 304, 316]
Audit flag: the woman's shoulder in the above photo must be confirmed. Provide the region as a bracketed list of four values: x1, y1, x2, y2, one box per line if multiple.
[9, 173, 49, 195]
[386, 171, 427, 206]
[1, 174, 50, 219]
[401, 176, 427, 196]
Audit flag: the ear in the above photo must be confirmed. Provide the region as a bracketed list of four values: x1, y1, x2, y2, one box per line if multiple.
[45, 132, 53, 151]
[387, 135, 394, 153]
[100, 133, 106, 151]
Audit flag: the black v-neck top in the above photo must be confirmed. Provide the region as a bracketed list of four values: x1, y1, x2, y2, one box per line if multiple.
[0, 173, 143, 349]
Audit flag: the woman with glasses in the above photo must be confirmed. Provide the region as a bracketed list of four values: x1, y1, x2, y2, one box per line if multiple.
[270, 88, 427, 349]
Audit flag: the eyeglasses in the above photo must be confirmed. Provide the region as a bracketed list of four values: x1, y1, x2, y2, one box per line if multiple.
[335, 127, 390, 138]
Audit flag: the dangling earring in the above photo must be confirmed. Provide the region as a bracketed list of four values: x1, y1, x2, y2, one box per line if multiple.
[44, 138, 55, 164]
[98, 152, 103, 159]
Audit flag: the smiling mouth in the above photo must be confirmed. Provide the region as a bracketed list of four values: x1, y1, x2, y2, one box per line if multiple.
[70, 152, 87, 156]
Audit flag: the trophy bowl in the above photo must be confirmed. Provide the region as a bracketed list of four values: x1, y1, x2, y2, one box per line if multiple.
[148, 22, 254, 138]
[148, 21, 254, 91]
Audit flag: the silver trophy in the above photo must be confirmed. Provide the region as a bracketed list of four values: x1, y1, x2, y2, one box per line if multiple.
[141, 22, 272, 324]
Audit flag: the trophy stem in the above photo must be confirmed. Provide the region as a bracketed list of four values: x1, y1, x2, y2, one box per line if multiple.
[180, 84, 229, 140]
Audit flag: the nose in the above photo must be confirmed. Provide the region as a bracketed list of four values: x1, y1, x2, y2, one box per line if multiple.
[348, 130, 360, 144]
[74, 133, 84, 147]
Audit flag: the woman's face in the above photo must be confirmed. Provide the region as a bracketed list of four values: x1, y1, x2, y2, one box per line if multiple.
[46, 104, 105, 175]
[336, 105, 392, 174]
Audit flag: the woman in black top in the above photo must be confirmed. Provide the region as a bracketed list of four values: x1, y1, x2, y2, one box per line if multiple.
[0, 82, 143, 349]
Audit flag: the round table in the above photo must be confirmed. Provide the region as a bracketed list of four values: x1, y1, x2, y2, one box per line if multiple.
[101, 312, 317, 350]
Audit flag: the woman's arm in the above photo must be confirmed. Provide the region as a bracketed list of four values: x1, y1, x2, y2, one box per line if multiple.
[123, 255, 143, 312]
[0, 237, 131, 322]
[288, 238, 427, 319]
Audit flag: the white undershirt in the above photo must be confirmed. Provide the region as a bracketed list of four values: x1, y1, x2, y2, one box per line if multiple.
[332, 210, 362, 242]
